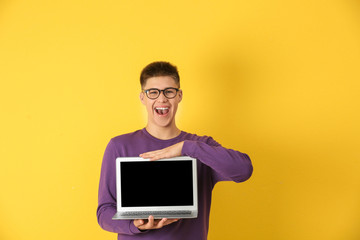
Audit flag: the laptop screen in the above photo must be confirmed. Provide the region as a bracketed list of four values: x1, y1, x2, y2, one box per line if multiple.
[120, 160, 194, 207]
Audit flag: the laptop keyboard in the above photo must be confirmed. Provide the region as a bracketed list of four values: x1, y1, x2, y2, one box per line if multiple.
[121, 210, 192, 217]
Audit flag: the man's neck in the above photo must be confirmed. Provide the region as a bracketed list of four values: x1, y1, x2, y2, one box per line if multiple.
[145, 125, 181, 140]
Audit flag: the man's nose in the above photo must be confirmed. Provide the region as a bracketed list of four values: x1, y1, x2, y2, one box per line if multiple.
[157, 91, 168, 101]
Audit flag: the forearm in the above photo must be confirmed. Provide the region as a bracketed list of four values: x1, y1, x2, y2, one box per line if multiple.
[97, 203, 142, 234]
[182, 140, 253, 183]
[97, 140, 143, 235]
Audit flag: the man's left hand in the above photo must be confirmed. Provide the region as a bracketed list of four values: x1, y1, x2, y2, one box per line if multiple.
[139, 141, 184, 161]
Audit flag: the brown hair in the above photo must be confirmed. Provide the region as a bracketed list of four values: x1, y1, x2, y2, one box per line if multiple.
[140, 61, 180, 89]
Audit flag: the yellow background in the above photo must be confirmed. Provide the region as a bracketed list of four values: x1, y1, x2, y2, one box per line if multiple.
[1, 0, 359, 239]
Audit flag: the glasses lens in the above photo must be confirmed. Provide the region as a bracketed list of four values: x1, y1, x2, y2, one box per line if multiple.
[146, 89, 160, 99]
[164, 88, 177, 98]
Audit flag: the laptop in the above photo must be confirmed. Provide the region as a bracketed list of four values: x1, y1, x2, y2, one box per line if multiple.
[112, 156, 198, 220]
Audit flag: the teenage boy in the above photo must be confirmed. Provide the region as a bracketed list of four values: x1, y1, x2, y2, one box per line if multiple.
[97, 61, 253, 240]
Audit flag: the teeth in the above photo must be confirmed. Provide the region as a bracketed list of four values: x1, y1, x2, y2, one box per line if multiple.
[155, 107, 170, 115]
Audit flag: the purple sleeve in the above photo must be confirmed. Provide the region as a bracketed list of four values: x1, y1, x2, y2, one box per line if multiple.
[96, 140, 144, 235]
[181, 138, 253, 184]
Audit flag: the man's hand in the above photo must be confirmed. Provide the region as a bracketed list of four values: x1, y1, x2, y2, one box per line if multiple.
[133, 215, 179, 230]
[139, 141, 184, 161]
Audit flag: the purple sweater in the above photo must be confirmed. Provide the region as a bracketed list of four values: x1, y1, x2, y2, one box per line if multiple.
[97, 128, 253, 240]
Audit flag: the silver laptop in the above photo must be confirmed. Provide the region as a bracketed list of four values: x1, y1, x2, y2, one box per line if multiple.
[112, 156, 198, 220]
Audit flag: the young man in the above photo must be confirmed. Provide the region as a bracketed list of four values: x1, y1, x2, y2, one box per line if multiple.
[97, 61, 253, 240]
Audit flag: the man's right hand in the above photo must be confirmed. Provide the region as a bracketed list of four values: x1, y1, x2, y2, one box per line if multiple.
[133, 215, 179, 230]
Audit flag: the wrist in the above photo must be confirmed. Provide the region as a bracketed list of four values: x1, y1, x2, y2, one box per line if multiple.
[130, 220, 147, 234]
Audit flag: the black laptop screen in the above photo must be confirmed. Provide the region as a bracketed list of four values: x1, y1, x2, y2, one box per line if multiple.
[120, 160, 194, 207]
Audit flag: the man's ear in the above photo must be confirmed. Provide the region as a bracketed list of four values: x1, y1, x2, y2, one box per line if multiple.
[178, 90, 183, 103]
[140, 92, 145, 104]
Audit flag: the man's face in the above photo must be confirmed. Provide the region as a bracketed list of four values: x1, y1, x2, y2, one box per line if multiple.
[140, 76, 182, 129]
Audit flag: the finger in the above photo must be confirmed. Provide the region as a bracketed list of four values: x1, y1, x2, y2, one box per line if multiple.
[140, 142, 184, 160]
[140, 150, 157, 156]
[164, 219, 179, 226]
[145, 215, 155, 228]
[151, 145, 182, 160]
[155, 218, 168, 229]
[149, 149, 171, 158]
[140, 151, 166, 161]
[133, 219, 145, 228]
[139, 151, 161, 159]
[170, 218, 180, 223]
[148, 154, 165, 161]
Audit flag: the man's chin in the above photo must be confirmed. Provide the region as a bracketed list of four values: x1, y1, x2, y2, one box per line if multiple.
[152, 119, 174, 128]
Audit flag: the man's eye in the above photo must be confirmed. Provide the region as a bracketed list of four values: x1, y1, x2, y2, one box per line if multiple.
[148, 90, 158, 95]
[165, 90, 174, 94]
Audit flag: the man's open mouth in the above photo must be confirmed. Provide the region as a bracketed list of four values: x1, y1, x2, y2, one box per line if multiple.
[155, 107, 169, 115]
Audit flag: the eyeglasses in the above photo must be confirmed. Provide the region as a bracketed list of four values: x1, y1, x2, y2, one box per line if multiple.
[143, 87, 180, 99]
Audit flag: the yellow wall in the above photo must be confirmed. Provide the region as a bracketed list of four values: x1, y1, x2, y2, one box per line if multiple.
[1, 0, 359, 239]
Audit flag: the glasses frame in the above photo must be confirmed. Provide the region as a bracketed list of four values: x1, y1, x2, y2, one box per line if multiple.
[143, 87, 180, 99]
